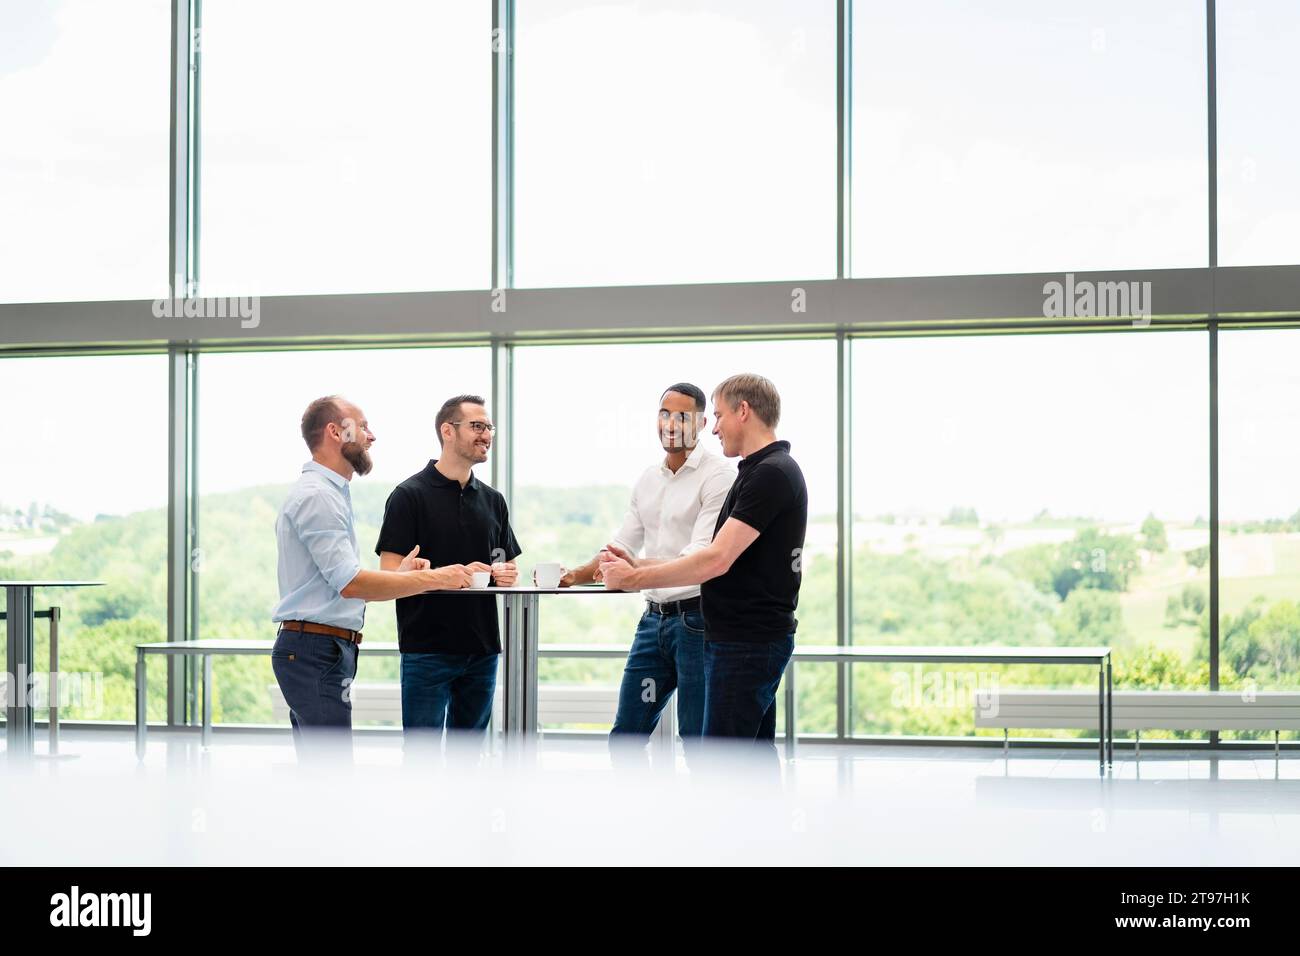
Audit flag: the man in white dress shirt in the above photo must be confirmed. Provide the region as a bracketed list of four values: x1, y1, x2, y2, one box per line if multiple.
[560, 383, 734, 764]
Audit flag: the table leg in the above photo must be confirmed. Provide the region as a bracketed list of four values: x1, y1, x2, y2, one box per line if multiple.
[201, 654, 212, 749]
[135, 647, 147, 761]
[5, 585, 35, 761]
[1097, 665, 1104, 776]
[784, 659, 798, 762]
[1107, 657, 1114, 769]
[522, 594, 539, 738]
[500, 592, 523, 736]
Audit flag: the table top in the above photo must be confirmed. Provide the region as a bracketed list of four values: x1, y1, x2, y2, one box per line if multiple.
[426, 585, 630, 595]
[0, 580, 104, 588]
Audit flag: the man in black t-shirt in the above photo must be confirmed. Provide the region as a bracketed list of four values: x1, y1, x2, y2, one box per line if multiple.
[600, 374, 806, 760]
[375, 394, 522, 750]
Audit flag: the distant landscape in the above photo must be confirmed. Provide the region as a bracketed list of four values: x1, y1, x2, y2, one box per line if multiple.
[4, 485, 1300, 741]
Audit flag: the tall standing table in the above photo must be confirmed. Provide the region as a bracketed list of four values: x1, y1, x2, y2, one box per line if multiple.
[2, 580, 103, 760]
[431, 585, 629, 736]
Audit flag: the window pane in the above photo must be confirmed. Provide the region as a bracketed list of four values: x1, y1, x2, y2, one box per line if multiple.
[199, 1, 491, 296]
[851, 0, 1207, 277]
[513, 340, 839, 734]
[515, 0, 837, 288]
[851, 332, 1209, 739]
[0, 355, 169, 722]
[196, 347, 492, 725]
[1217, 1, 1300, 266]
[1219, 330, 1300, 734]
[0, 0, 169, 303]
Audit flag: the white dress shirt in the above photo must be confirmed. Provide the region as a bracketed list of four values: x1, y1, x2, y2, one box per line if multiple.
[272, 461, 365, 631]
[610, 444, 736, 604]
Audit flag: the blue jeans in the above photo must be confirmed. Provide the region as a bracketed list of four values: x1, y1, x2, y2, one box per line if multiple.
[609, 606, 706, 765]
[702, 634, 795, 759]
[271, 627, 359, 760]
[400, 652, 498, 749]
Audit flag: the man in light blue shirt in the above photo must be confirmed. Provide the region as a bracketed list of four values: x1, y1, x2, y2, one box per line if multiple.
[272, 395, 488, 759]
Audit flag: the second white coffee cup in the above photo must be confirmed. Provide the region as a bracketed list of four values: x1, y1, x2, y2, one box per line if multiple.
[533, 562, 563, 588]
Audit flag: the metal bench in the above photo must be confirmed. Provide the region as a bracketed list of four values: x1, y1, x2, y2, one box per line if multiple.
[265, 679, 677, 749]
[134, 640, 678, 756]
[784, 644, 1114, 773]
[974, 689, 1300, 758]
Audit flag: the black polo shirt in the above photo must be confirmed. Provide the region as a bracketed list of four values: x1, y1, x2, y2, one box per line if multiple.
[374, 460, 522, 655]
[701, 440, 807, 642]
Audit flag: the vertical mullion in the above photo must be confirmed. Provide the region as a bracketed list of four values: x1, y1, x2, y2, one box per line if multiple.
[165, 349, 191, 724]
[188, 351, 201, 644]
[836, 333, 854, 739]
[1209, 325, 1219, 698]
[168, 0, 192, 297]
[1207, 0, 1218, 272]
[166, 0, 198, 726]
[833, 0, 854, 739]
[491, 339, 515, 508]
[190, 0, 203, 289]
[836, 0, 853, 279]
[492, 0, 515, 292]
[1206, 1, 1221, 731]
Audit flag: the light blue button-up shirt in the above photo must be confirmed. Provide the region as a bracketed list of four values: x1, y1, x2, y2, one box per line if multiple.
[272, 460, 366, 631]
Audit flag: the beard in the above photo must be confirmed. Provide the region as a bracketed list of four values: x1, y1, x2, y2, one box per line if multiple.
[342, 442, 373, 476]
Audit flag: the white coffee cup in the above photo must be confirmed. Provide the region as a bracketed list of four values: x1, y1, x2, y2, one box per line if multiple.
[470, 571, 491, 589]
[533, 562, 563, 589]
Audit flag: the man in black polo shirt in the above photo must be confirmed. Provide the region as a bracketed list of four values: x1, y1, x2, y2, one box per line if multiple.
[600, 373, 806, 759]
[375, 394, 522, 749]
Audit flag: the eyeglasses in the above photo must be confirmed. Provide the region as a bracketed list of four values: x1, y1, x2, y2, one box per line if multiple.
[452, 420, 497, 435]
[658, 410, 699, 425]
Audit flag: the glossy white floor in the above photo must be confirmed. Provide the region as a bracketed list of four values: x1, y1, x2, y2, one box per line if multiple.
[3, 729, 1298, 866]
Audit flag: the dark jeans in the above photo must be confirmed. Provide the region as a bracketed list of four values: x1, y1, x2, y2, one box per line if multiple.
[271, 626, 359, 761]
[702, 633, 795, 763]
[400, 652, 498, 753]
[609, 605, 706, 766]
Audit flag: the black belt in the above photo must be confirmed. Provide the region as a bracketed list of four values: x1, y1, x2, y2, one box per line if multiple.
[645, 596, 701, 616]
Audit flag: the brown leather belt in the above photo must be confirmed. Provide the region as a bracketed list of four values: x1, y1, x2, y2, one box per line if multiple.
[278, 620, 363, 646]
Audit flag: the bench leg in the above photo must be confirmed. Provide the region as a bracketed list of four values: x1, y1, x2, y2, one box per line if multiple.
[1135, 730, 1140, 763]
[48, 606, 59, 756]
[783, 660, 797, 763]
[201, 654, 212, 749]
[1003, 728, 1008, 760]
[1276, 730, 1280, 762]
[135, 648, 146, 761]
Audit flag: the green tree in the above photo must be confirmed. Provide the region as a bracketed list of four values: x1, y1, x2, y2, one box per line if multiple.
[1140, 513, 1167, 552]
[1055, 587, 1126, 647]
[1244, 600, 1300, 686]
[1050, 528, 1139, 599]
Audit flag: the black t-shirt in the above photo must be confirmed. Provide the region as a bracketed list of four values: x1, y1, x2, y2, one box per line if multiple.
[701, 440, 808, 642]
[374, 460, 522, 655]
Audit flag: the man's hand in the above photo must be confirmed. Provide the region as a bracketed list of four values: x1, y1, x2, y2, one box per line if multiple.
[492, 560, 519, 587]
[602, 542, 638, 568]
[427, 564, 474, 590]
[397, 544, 432, 572]
[599, 555, 638, 591]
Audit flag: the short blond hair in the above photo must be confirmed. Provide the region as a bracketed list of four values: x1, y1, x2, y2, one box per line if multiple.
[713, 373, 780, 428]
